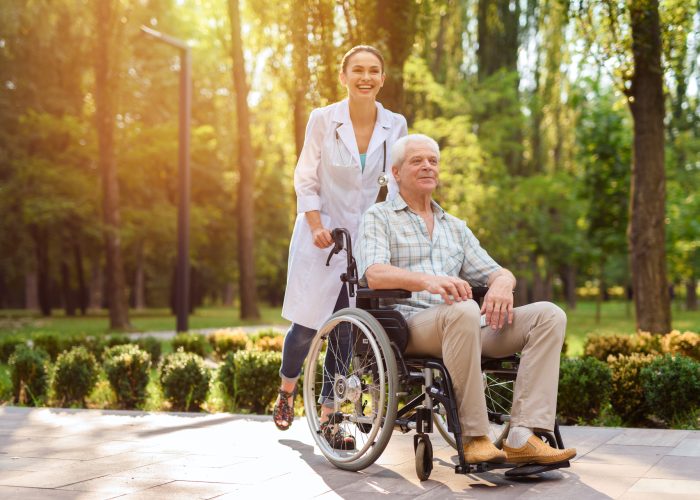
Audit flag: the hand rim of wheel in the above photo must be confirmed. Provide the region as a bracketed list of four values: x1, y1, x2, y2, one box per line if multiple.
[303, 314, 388, 463]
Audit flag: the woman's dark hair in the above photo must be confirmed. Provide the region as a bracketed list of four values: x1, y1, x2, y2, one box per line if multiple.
[340, 45, 385, 74]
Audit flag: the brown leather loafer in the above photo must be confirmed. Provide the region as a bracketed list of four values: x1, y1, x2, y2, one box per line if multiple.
[503, 435, 576, 465]
[463, 436, 507, 463]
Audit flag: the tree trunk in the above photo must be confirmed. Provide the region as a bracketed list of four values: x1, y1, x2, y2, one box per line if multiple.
[560, 264, 577, 309]
[94, 0, 130, 329]
[89, 256, 103, 310]
[73, 243, 87, 315]
[477, 0, 519, 81]
[291, 0, 310, 158]
[372, 0, 418, 115]
[228, 0, 260, 320]
[223, 282, 235, 306]
[134, 241, 145, 310]
[315, 0, 339, 103]
[25, 271, 39, 310]
[31, 226, 51, 316]
[60, 259, 76, 316]
[687, 277, 698, 311]
[626, 0, 671, 333]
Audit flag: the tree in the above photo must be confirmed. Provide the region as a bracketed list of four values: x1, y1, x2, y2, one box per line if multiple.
[227, 0, 259, 319]
[626, 0, 671, 332]
[94, 0, 131, 329]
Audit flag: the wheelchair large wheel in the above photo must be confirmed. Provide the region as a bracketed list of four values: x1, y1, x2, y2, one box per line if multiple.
[303, 308, 398, 471]
[433, 368, 515, 450]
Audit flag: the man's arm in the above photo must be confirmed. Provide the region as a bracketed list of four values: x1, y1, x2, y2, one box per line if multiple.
[482, 268, 517, 329]
[366, 264, 473, 305]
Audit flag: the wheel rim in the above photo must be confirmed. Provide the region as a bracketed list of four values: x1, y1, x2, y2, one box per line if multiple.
[432, 369, 515, 449]
[303, 314, 392, 464]
[483, 371, 514, 447]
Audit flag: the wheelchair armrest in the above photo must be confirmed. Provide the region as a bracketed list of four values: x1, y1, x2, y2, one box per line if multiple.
[356, 288, 412, 299]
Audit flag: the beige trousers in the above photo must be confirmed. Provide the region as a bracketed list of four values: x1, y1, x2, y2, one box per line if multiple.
[405, 300, 566, 436]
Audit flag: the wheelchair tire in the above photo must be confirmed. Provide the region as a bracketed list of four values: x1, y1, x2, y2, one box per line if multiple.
[414, 435, 433, 481]
[303, 308, 398, 472]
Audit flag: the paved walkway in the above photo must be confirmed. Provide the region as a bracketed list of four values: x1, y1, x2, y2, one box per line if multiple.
[0, 406, 698, 499]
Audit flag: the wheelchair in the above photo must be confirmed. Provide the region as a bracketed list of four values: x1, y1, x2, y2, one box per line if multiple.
[302, 228, 570, 481]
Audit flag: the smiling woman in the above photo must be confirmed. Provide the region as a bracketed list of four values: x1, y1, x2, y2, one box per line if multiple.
[273, 45, 408, 442]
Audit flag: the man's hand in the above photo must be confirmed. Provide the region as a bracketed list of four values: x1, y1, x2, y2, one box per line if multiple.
[422, 275, 472, 305]
[311, 226, 333, 248]
[481, 274, 515, 329]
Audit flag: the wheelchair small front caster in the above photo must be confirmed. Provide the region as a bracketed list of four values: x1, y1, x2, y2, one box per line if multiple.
[414, 434, 433, 481]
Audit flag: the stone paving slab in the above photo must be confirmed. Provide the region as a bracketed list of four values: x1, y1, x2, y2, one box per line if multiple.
[0, 406, 699, 499]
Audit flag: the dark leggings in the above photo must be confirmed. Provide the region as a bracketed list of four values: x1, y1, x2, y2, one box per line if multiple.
[279, 285, 351, 403]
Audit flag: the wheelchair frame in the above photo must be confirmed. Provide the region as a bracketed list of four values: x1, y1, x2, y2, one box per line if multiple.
[304, 228, 569, 480]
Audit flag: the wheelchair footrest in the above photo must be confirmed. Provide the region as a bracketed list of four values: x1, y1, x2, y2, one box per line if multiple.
[504, 460, 570, 478]
[455, 462, 510, 474]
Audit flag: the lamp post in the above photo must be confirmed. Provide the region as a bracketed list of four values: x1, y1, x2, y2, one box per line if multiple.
[140, 26, 191, 332]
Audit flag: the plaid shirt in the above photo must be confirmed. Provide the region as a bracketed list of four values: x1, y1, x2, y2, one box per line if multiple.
[356, 194, 502, 319]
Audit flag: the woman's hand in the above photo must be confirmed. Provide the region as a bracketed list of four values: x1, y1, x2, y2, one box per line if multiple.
[304, 210, 333, 248]
[311, 227, 333, 248]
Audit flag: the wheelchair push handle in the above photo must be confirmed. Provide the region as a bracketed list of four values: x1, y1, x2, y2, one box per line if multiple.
[325, 228, 359, 297]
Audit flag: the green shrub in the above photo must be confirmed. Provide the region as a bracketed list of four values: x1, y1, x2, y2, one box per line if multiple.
[249, 329, 282, 344]
[661, 330, 700, 361]
[640, 354, 700, 427]
[218, 351, 236, 403]
[172, 333, 210, 358]
[256, 335, 284, 352]
[136, 336, 162, 364]
[208, 329, 248, 359]
[159, 349, 211, 411]
[52, 346, 99, 406]
[0, 335, 26, 363]
[8, 345, 49, 405]
[584, 332, 661, 361]
[226, 350, 282, 413]
[558, 357, 612, 424]
[32, 332, 63, 360]
[608, 353, 656, 424]
[103, 344, 152, 409]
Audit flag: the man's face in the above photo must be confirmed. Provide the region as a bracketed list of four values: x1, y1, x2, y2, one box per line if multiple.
[393, 142, 439, 197]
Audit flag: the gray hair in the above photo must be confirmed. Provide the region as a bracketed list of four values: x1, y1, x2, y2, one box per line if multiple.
[391, 134, 440, 168]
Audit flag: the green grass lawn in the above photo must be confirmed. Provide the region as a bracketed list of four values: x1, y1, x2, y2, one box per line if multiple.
[1, 300, 699, 357]
[0, 304, 287, 338]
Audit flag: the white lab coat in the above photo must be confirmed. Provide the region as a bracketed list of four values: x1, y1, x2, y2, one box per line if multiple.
[282, 99, 408, 329]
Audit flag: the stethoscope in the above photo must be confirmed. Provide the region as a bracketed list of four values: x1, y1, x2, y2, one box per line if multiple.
[334, 125, 388, 188]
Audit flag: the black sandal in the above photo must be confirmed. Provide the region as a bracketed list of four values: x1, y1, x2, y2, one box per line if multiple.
[273, 389, 295, 431]
[320, 421, 356, 450]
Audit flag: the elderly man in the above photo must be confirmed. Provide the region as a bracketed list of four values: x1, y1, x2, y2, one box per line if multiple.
[356, 134, 576, 465]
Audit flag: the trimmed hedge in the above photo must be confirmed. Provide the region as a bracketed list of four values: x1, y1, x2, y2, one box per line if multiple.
[558, 357, 612, 424]
[608, 353, 656, 424]
[103, 344, 151, 409]
[0, 335, 26, 363]
[661, 331, 700, 361]
[208, 329, 248, 359]
[584, 332, 661, 361]
[640, 354, 700, 426]
[256, 335, 284, 352]
[219, 349, 282, 414]
[52, 346, 99, 406]
[135, 336, 162, 364]
[9, 345, 49, 405]
[159, 349, 211, 411]
[172, 333, 210, 358]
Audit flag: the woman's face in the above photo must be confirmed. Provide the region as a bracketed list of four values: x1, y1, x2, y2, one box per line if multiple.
[339, 51, 385, 101]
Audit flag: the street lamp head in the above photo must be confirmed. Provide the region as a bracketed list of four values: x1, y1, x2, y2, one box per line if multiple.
[140, 25, 189, 52]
